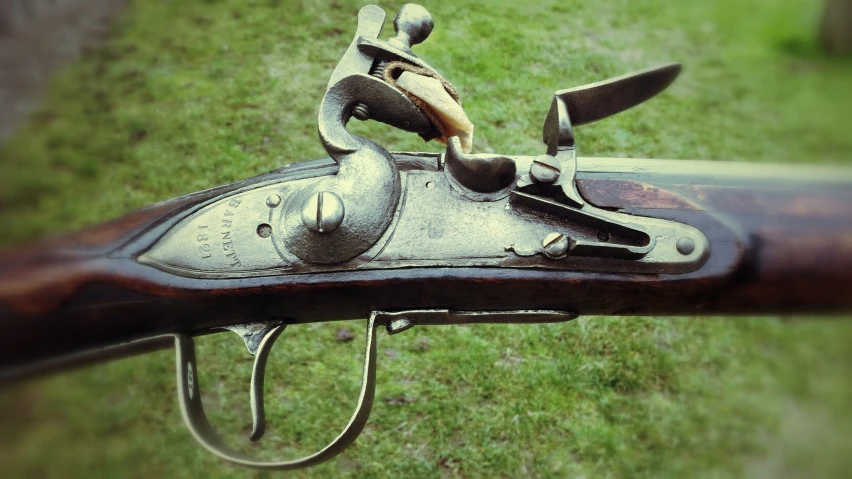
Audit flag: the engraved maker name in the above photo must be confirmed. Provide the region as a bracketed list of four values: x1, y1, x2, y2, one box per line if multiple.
[195, 198, 242, 268]
[220, 198, 242, 267]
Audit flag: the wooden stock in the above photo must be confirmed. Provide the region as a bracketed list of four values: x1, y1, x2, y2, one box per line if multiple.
[1, 157, 851, 369]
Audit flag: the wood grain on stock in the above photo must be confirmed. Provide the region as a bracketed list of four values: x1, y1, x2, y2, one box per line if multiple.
[578, 178, 852, 311]
[1, 160, 851, 368]
[0, 197, 191, 314]
[0, 164, 300, 315]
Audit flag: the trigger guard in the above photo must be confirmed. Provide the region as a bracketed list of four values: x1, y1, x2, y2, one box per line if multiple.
[173, 317, 379, 470]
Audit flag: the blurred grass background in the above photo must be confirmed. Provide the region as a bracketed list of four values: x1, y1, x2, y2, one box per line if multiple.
[1, 0, 852, 477]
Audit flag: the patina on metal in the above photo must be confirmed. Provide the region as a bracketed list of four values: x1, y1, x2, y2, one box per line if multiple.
[133, 3, 701, 470]
[4, 2, 852, 473]
[221, 321, 285, 441]
[138, 63, 708, 276]
[277, 4, 440, 265]
[174, 309, 576, 470]
[443, 136, 517, 195]
[174, 319, 377, 470]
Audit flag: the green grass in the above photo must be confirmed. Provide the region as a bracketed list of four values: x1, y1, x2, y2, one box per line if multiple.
[1, 0, 852, 477]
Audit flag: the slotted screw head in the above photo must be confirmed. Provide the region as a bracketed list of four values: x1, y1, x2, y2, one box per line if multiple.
[529, 154, 561, 184]
[300, 191, 345, 233]
[542, 232, 570, 258]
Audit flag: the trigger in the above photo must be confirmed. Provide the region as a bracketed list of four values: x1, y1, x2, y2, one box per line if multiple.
[224, 321, 287, 441]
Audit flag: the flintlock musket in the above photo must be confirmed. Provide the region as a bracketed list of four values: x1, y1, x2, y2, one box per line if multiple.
[1, 3, 851, 471]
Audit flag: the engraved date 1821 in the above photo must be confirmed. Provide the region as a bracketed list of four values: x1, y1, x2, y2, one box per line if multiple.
[197, 225, 212, 259]
[195, 198, 243, 267]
